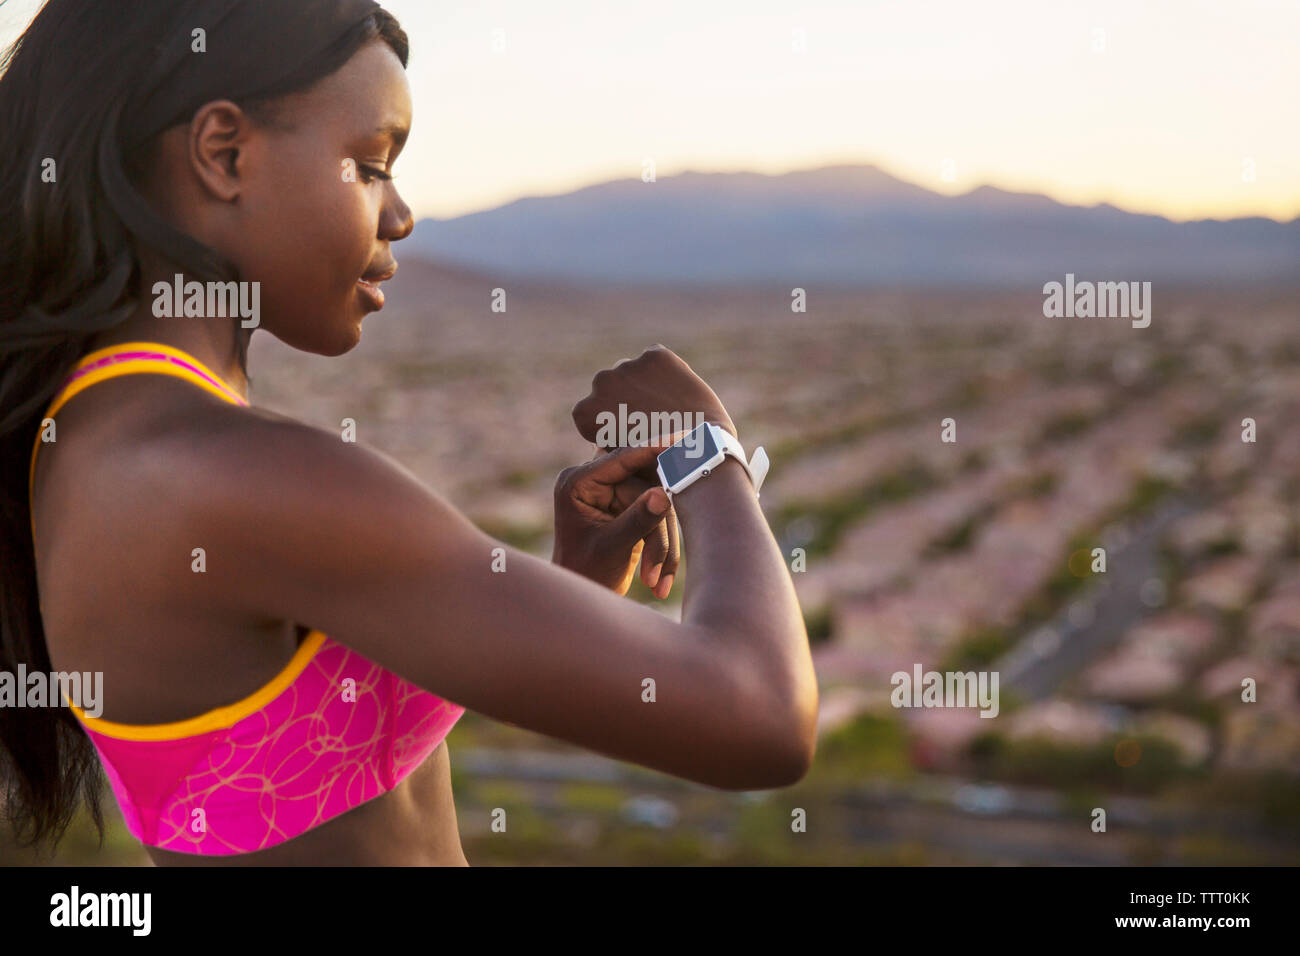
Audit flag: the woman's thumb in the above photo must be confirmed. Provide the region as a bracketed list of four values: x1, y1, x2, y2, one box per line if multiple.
[606, 487, 670, 547]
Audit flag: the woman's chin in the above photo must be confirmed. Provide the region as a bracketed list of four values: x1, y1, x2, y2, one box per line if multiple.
[270, 316, 363, 357]
[333, 319, 364, 355]
[323, 301, 368, 354]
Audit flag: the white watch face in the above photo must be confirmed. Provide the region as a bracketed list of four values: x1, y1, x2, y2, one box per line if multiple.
[657, 423, 721, 488]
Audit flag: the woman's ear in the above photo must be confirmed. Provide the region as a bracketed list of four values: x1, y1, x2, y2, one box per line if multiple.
[187, 99, 250, 202]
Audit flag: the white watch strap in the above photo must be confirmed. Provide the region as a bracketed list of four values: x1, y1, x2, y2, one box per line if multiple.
[712, 424, 769, 497]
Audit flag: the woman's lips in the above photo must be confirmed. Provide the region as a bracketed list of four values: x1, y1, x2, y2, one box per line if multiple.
[356, 277, 386, 310]
[357, 262, 396, 312]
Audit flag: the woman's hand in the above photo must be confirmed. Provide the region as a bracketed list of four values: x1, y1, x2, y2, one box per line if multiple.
[571, 345, 738, 447]
[552, 439, 683, 598]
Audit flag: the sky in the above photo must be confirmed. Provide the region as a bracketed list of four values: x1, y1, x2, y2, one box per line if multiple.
[2, 0, 1297, 222]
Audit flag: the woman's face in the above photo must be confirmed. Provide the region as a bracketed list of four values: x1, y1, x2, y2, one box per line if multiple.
[172, 38, 415, 355]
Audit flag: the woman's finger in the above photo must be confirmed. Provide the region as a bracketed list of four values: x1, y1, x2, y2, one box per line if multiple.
[609, 475, 653, 515]
[600, 486, 672, 560]
[577, 431, 691, 487]
[651, 505, 680, 598]
[597, 473, 668, 586]
[654, 501, 681, 598]
[639, 509, 670, 589]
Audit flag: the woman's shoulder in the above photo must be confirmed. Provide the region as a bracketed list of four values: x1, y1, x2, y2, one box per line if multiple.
[32, 388, 335, 659]
[43, 382, 366, 576]
[44, 393, 411, 633]
[124, 398, 370, 530]
[135, 395, 466, 630]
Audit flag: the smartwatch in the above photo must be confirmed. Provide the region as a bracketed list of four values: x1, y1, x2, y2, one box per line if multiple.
[655, 421, 769, 500]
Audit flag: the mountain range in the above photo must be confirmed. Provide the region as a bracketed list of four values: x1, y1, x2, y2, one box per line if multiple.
[401, 164, 1298, 287]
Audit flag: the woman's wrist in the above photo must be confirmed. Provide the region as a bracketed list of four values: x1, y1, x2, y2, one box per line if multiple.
[703, 417, 739, 441]
[667, 450, 751, 519]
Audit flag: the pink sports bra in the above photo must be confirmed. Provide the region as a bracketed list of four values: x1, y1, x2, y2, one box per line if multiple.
[29, 341, 465, 856]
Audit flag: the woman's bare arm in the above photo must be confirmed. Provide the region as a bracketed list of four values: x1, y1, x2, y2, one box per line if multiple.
[166, 404, 816, 792]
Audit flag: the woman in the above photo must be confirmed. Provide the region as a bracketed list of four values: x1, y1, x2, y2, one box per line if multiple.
[0, 0, 817, 866]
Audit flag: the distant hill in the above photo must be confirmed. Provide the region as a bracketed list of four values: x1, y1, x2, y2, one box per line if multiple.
[401, 165, 1299, 286]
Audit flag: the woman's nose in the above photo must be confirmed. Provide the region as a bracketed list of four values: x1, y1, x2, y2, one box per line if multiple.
[382, 190, 414, 241]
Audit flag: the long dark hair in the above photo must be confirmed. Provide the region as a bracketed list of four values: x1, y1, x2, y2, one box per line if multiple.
[0, 0, 408, 855]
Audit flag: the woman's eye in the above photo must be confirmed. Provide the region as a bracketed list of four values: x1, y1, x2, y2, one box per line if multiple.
[359, 165, 393, 183]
